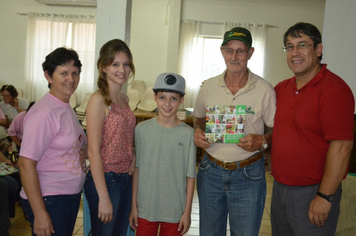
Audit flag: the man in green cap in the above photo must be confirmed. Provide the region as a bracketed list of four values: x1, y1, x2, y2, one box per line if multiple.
[193, 27, 276, 236]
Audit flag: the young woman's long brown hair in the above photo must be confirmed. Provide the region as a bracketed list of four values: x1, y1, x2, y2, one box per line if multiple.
[97, 39, 135, 106]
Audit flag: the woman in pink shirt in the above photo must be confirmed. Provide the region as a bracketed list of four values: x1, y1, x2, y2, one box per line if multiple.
[7, 101, 35, 152]
[18, 47, 87, 236]
[84, 39, 136, 236]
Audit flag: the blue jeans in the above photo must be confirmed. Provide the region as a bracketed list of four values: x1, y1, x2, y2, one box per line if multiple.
[84, 171, 132, 236]
[21, 193, 81, 236]
[197, 153, 266, 236]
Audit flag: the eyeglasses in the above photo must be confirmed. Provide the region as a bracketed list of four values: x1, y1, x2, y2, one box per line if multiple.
[223, 47, 248, 56]
[1, 93, 10, 98]
[283, 43, 315, 52]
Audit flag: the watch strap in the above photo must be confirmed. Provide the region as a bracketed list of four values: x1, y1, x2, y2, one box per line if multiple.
[260, 135, 267, 151]
[317, 191, 334, 202]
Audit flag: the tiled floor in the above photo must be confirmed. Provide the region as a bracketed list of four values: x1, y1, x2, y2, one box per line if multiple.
[8, 172, 274, 236]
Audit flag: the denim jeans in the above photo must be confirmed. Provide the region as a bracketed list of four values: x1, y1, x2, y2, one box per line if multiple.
[84, 170, 132, 236]
[21, 193, 81, 236]
[197, 153, 266, 236]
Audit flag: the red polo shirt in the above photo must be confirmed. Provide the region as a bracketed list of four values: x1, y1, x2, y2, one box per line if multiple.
[271, 64, 354, 186]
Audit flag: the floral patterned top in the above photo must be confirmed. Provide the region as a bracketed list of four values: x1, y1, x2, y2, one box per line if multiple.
[100, 101, 136, 173]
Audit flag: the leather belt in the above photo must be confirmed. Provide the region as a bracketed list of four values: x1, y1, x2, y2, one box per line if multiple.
[207, 152, 263, 170]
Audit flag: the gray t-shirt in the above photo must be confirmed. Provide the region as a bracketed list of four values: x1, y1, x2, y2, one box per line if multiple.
[135, 117, 196, 223]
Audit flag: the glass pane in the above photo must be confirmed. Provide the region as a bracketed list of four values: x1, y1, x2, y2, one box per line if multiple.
[201, 38, 225, 81]
[200, 37, 264, 79]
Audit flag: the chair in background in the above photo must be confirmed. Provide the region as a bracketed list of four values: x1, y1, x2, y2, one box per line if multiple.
[137, 87, 157, 112]
[69, 93, 78, 109]
[130, 80, 146, 102]
[75, 93, 92, 123]
[81, 115, 87, 129]
[127, 89, 140, 111]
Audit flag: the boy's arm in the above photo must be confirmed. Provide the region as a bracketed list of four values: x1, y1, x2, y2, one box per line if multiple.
[129, 167, 139, 230]
[178, 177, 195, 235]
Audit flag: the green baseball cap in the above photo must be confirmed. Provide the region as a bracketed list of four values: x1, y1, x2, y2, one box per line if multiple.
[221, 27, 252, 48]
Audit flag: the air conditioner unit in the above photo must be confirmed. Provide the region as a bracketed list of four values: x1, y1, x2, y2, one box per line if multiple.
[35, 0, 97, 7]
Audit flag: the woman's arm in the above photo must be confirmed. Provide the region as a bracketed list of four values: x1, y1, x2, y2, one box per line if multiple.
[8, 112, 24, 146]
[0, 152, 12, 165]
[86, 91, 113, 223]
[0, 118, 6, 127]
[13, 97, 24, 113]
[18, 157, 55, 236]
[9, 135, 21, 147]
[17, 97, 29, 112]
[0, 115, 10, 128]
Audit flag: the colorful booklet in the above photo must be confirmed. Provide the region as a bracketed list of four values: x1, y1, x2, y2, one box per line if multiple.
[205, 105, 245, 143]
[0, 162, 19, 176]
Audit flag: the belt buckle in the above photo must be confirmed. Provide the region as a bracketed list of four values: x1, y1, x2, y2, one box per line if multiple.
[223, 161, 232, 169]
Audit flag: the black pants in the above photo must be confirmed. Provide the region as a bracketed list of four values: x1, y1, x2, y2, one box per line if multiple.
[0, 179, 9, 236]
[0, 171, 21, 218]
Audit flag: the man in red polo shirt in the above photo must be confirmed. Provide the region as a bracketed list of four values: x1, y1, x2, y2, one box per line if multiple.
[271, 22, 354, 236]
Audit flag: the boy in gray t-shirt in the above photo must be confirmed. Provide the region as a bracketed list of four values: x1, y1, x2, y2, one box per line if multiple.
[129, 73, 196, 236]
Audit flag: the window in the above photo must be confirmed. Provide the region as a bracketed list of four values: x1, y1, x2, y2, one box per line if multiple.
[200, 37, 226, 83]
[24, 14, 96, 104]
[200, 36, 265, 84]
[178, 20, 267, 108]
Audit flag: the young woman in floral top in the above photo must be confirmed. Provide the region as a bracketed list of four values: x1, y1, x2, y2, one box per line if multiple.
[84, 39, 136, 236]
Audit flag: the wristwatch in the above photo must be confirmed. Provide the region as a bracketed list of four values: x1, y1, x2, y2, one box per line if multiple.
[317, 191, 334, 202]
[260, 135, 268, 151]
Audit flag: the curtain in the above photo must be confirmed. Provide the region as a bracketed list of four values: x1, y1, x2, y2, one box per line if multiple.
[24, 13, 96, 104]
[177, 20, 202, 109]
[25, 14, 70, 102]
[71, 20, 96, 103]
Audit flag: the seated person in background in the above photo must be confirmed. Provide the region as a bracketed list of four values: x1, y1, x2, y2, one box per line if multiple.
[0, 179, 10, 236]
[0, 85, 29, 127]
[0, 108, 7, 129]
[8, 101, 35, 152]
[0, 152, 20, 218]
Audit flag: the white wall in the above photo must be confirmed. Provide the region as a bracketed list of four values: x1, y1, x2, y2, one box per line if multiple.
[130, 0, 171, 88]
[0, 0, 326, 99]
[0, 0, 96, 96]
[322, 0, 356, 110]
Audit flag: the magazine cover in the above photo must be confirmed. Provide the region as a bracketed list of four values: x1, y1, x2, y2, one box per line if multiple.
[0, 162, 19, 176]
[205, 105, 245, 143]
